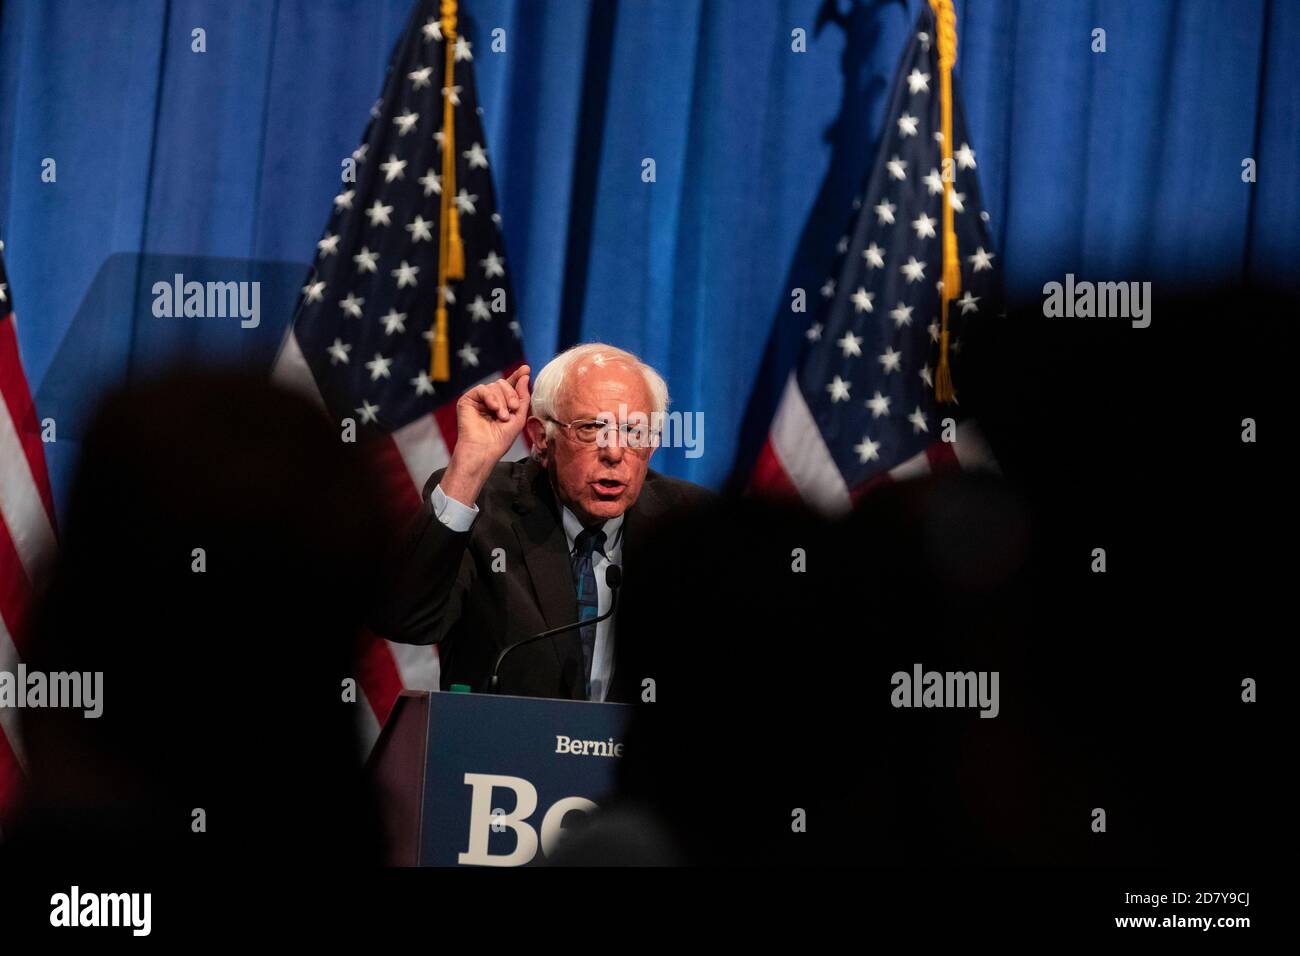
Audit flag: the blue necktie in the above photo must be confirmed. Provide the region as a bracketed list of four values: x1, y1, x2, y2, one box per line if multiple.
[570, 526, 606, 699]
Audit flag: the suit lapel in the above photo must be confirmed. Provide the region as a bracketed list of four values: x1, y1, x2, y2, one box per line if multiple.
[512, 460, 578, 631]
[620, 471, 667, 574]
[607, 473, 674, 701]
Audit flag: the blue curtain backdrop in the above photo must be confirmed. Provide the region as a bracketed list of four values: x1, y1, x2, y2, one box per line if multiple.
[1, 0, 1296, 515]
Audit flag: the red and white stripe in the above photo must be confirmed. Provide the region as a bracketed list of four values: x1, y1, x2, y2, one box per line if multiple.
[273, 330, 526, 755]
[750, 372, 998, 513]
[0, 303, 59, 819]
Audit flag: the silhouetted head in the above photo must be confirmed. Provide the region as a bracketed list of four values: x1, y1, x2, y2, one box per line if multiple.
[12, 369, 385, 868]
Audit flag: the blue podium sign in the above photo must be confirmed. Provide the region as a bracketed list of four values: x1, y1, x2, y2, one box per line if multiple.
[419, 692, 631, 867]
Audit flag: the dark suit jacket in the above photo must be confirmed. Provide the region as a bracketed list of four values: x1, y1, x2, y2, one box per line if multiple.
[371, 456, 711, 701]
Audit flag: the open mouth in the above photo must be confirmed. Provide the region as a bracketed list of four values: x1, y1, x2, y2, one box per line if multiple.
[593, 478, 625, 497]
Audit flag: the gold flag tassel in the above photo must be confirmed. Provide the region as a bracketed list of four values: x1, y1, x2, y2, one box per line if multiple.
[432, 0, 464, 381]
[930, 0, 959, 404]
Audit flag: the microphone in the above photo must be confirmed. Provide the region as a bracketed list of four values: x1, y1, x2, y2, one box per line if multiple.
[487, 565, 622, 694]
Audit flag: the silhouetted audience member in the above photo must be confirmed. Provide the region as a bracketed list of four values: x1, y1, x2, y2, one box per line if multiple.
[555, 285, 1288, 866]
[554, 477, 1057, 865]
[3, 370, 385, 884]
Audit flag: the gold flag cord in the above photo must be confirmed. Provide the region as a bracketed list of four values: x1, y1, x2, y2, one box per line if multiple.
[929, 0, 959, 404]
[432, 0, 465, 380]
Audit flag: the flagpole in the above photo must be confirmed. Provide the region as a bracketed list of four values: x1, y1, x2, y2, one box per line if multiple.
[432, 0, 464, 381]
[930, 0, 959, 404]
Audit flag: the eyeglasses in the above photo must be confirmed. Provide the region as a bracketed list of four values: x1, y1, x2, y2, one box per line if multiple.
[547, 417, 656, 450]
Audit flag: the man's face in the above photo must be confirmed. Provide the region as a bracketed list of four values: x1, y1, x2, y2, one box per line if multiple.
[527, 362, 657, 526]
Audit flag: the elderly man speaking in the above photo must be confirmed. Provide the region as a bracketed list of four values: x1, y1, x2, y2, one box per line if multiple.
[374, 344, 709, 701]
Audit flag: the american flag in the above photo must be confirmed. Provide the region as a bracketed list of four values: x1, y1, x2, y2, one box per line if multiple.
[273, 0, 524, 751]
[0, 243, 59, 823]
[751, 5, 999, 513]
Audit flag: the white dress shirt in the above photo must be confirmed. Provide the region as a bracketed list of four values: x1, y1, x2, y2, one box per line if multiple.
[430, 482, 479, 532]
[430, 483, 623, 702]
[558, 505, 623, 703]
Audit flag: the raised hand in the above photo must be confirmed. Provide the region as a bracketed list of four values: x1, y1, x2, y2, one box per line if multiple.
[439, 365, 530, 505]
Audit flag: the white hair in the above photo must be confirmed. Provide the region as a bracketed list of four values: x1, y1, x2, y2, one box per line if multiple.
[530, 343, 669, 443]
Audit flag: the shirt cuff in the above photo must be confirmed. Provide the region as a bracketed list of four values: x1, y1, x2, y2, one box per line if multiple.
[430, 483, 480, 532]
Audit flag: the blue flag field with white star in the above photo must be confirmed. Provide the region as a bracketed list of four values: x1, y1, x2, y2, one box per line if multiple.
[282, 0, 522, 436]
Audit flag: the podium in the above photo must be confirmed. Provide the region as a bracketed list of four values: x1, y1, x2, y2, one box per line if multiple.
[368, 690, 631, 866]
